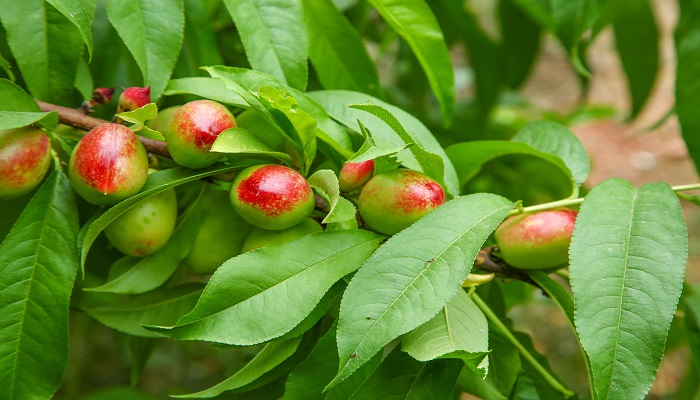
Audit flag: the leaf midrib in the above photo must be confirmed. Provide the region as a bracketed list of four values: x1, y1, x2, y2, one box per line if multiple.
[177, 235, 379, 327]
[8, 177, 56, 398]
[606, 188, 639, 397]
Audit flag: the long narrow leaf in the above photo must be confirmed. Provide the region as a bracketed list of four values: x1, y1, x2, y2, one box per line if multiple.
[368, 0, 454, 124]
[570, 179, 688, 399]
[107, 0, 185, 100]
[0, 170, 79, 399]
[223, 0, 308, 90]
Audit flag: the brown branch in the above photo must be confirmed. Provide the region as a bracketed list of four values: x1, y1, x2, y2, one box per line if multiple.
[474, 246, 545, 293]
[37, 100, 170, 157]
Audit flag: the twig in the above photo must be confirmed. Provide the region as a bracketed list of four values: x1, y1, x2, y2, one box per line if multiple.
[474, 246, 545, 292]
[37, 100, 170, 157]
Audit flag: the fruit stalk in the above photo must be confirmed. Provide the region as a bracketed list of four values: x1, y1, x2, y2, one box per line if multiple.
[473, 246, 544, 291]
[36, 100, 169, 157]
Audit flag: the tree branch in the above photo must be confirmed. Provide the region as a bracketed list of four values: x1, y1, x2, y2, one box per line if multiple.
[474, 246, 545, 292]
[37, 100, 170, 157]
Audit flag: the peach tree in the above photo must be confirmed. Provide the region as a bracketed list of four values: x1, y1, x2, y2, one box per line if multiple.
[0, 0, 699, 399]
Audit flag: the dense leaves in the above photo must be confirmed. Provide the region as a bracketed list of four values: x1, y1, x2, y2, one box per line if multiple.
[331, 194, 514, 387]
[0, 1, 695, 399]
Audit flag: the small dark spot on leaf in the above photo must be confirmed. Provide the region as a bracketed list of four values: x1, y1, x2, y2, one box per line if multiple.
[366, 317, 371, 320]
[350, 353, 357, 358]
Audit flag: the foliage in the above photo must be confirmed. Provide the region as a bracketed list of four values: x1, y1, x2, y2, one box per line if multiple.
[0, 0, 696, 399]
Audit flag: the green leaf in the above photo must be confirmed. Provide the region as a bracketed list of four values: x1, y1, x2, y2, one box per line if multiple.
[286, 321, 383, 400]
[0, 1, 83, 104]
[74, 56, 94, 100]
[402, 289, 488, 376]
[79, 164, 249, 271]
[84, 195, 202, 294]
[205, 66, 354, 157]
[499, 0, 541, 88]
[330, 194, 514, 387]
[211, 127, 294, 165]
[513, 120, 590, 185]
[350, 103, 448, 196]
[528, 271, 594, 394]
[347, 347, 463, 399]
[106, 0, 185, 100]
[0, 170, 79, 399]
[307, 170, 358, 224]
[116, 103, 166, 141]
[446, 120, 589, 196]
[46, 0, 95, 60]
[307, 90, 460, 196]
[367, 0, 454, 125]
[147, 231, 383, 345]
[179, 0, 224, 76]
[303, 0, 381, 96]
[173, 336, 303, 398]
[0, 52, 15, 81]
[433, 0, 501, 122]
[0, 79, 40, 111]
[0, 111, 59, 131]
[128, 337, 158, 386]
[569, 179, 688, 400]
[509, 0, 602, 75]
[612, 0, 658, 117]
[81, 284, 204, 337]
[285, 323, 340, 400]
[164, 77, 248, 107]
[685, 290, 700, 373]
[257, 86, 317, 174]
[675, 0, 700, 174]
[223, 0, 308, 90]
[446, 141, 574, 190]
[349, 122, 407, 164]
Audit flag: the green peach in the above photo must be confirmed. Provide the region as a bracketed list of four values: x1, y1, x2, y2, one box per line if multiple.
[146, 105, 180, 133]
[494, 208, 578, 270]
[69, 123, 149, 205]
[230, 164, 315, 230]
[104, 188, 178, 257]
[242, 218, 322, 252]
[185, 190, 254, 274]
[165, 100, 236, 169]
[358, 169, 445, 235]
[0, 126, 51, 199]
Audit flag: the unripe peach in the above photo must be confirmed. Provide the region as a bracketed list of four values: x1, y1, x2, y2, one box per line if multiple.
[339, 159, 374, 192]
[358, 169, 445, 235]
[185, 190, 254, 274]
[230, 164, 315, 230]
[0, 127, 51, 199]
[242, 218, 322, 252]
[104, 188, 177, 257]
[165, 100, 236, 169]
[69, 123, 149, 205]
[494, 208, 578, 270]
[117, 86, 151, 113]
[146, 105, 180, 133]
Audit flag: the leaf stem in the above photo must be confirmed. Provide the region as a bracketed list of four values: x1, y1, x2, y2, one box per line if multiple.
[508, 183, 700, 216]
[471, 293, 575, 399]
